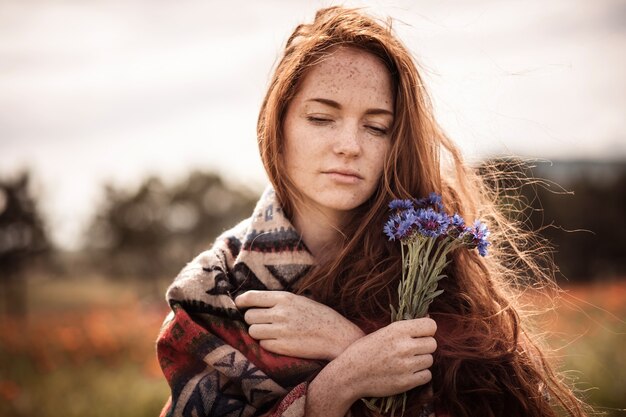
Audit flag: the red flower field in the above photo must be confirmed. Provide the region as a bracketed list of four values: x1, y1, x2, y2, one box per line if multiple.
[0, 277, 624, 417]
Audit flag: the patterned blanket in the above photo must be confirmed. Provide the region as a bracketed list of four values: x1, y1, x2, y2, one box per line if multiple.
[157, 187, 324, 416]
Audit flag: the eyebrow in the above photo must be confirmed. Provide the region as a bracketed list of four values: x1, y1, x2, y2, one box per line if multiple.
[306, 98, 393, 116]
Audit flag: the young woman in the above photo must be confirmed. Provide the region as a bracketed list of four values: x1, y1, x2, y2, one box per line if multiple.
[157, 6, 589, 417]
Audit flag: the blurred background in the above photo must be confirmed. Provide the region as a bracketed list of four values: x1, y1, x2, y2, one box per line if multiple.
[0, 0, 624, 416]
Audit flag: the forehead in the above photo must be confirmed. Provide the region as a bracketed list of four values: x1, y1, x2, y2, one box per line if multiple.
[296, 46, 394, 106]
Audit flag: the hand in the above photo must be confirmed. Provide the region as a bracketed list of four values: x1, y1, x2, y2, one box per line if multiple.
[321, 318, 437, 401]
[234, 290, 365, 361]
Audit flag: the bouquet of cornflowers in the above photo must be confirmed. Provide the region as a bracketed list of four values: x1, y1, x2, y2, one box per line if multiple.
[364, 192, 490, 416]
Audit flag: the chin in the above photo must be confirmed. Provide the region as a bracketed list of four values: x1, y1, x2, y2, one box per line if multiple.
[317, 193, 371, 213]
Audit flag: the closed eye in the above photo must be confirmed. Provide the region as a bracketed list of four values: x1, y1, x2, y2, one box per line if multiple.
[307, 116, 333, 124]
[366, 125, 388, 136]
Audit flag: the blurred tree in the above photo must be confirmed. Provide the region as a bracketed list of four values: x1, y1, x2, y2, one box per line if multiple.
[0, 172, 50, 316]
[85, 160, 624, 288]
[86, 171, 258, 292]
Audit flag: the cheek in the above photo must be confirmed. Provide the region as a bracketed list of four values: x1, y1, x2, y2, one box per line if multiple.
[282, 125, 304, 168]
[284, 139, 311, 171]
[284, 123, 325, 167]
[369, 142, 390, 177]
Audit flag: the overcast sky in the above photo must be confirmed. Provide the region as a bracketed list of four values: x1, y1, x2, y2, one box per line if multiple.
[1, 0, 625, 249]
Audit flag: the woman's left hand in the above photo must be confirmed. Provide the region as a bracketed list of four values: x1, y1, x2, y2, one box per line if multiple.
[234, 290, 365, 361]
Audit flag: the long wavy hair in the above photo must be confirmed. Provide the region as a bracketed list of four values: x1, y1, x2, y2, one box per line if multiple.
[257, 6, 589, 417]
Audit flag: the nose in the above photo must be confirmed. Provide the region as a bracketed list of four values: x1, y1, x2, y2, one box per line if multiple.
[333, 121, 361, 157]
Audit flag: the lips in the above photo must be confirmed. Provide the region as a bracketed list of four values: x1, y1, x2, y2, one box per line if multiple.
[322, 169, 363, 179]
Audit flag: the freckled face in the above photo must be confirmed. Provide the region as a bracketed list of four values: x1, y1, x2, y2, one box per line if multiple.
[282, 46, 394, 220]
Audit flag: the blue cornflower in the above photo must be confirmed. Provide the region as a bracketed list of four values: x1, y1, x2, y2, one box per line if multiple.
[415, 208, 449, 238]
[384, 211, 416, 241]
[414, 192, 445, 211]
[448, 213, 466, 238]
[383, 217, 398, 241]
[450, 213, 465, 228]
[400, 209, 420, 237]
[467, 220, 490, 257]
[388, 199, 414, 211]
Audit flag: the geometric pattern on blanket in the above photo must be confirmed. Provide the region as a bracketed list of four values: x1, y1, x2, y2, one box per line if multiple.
[157, 187, 323, 417]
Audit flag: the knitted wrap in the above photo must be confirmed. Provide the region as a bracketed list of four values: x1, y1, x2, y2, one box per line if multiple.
[157, 187, 323, 416]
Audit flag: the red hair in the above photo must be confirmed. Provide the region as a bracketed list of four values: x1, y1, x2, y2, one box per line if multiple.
[257, 6, 589, 417]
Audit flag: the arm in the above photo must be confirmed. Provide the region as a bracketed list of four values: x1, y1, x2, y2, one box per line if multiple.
[234, 291, 437, 416]
[235, 291, 365, 361]
[157, 303, 323, 417]
[305, 319, 437, 417]
[305, 358, 357, 417]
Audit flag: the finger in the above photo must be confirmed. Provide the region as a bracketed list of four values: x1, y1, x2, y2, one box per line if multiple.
[248, 323, 277, 340]
[235, 290, 287, 308]
[406, 317, 437, 338]
[244, 308, 273, 324]
[412, 336, 437, 354]
[410, 369, 432, 387]
[259, 339, 282, 354]
[411, 353, 434, 373]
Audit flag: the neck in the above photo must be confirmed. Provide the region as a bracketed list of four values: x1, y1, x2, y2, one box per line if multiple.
[291, 204, 347, 259]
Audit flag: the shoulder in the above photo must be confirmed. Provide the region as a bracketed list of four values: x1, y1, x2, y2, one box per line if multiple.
[164, 217, 251, 311]
[164, 185, 314, 307]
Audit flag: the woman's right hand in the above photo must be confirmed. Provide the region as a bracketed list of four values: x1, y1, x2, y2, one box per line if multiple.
[338, 317, 437, 399]
[305, 318, 437, 416]
[309, 317, 436, 402]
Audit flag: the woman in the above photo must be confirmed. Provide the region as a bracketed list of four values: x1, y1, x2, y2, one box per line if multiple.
[157, 6, 589, 417]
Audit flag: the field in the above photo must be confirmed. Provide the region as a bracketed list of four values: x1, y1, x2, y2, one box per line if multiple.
[0, 276, 624, 417]
[0, 276, 171, 417]
[527, 280, 626, 415]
